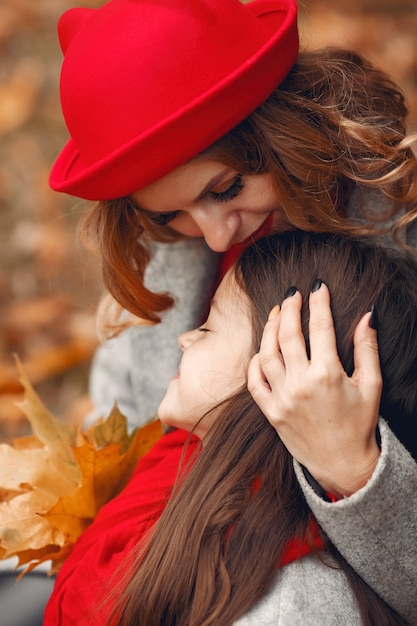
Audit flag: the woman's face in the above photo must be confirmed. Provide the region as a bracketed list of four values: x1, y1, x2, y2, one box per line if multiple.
[157, 270, 253, 438]
[131, 159, 288, 252]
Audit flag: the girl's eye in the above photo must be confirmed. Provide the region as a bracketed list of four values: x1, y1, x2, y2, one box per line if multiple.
[148, 210, 180, 226]
[210, 175, 244, 203]
[198, 327, 210, 333]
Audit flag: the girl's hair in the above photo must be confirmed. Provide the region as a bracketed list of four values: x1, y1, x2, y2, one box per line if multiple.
[111, 231, 417, 626]
[82, 48, 417, 328]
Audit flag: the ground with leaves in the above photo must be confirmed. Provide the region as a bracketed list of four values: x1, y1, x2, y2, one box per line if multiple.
[1, 0, 416, 443]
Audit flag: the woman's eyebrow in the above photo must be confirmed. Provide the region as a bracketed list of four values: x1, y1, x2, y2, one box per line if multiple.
[132, 167, 235, 214]
[131, 200, 166, 216]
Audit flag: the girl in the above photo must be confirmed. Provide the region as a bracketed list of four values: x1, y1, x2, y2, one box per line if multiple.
[44, 231, 417, 625]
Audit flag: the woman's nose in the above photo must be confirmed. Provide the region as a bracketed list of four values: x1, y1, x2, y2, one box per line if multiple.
[192, 208, 241, 252]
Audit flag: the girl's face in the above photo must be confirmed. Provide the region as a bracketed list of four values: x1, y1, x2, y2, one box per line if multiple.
[131, 159, 288, 252]
[157, 271, 253, 438]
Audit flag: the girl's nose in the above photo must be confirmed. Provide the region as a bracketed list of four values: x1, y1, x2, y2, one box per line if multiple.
[178, 328, 199, 351]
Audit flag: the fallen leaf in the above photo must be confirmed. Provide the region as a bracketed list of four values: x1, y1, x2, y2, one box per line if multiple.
[44, 419, 162, 535]
[0, 361, 163, 576]
[92, 403, 133, 453]
[15, 356, 81, 476]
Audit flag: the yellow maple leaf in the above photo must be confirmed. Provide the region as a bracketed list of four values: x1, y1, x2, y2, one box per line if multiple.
[44, 419, 162, 536]
[92, 403, 134, 452]
[15, 357, 81, 474]
[0, 359, 163, 576]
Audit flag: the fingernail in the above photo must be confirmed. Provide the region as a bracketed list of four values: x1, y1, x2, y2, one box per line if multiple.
[268, 304, 281, 320]
[283, 285, 297, 299]
[311, 278, 322, 293]
[369, 305, 378, 330]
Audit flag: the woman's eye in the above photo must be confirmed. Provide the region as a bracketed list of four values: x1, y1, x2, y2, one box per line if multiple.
[210, 175, 244, 203]
[148, 210, 180, 226]
[198, 327, 210, 333]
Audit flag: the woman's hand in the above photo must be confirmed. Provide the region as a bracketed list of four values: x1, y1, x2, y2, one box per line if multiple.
[248, 282, 382, 497]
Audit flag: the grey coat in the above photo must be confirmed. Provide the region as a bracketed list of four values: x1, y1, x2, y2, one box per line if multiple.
[88, 236, 218, 429]
[236, 419, 417, 625]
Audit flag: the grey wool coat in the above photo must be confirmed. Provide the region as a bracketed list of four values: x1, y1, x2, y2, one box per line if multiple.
[88, 189, 417, 624]
[236, 419, 417, 625]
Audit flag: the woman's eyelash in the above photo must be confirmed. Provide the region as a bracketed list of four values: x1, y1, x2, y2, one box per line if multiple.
[198, 327, 209, 333]
[148, 210, 180, 226]
[144, 174, 243, 225]
[210, 175, 244, 203]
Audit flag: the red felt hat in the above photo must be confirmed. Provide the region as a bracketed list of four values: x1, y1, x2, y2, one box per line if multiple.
[49, 0, 298, 201]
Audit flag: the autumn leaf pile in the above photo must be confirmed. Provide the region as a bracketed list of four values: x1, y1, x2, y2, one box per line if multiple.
[0, 359, 163, 577]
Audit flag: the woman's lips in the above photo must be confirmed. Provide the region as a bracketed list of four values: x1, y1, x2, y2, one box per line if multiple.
[239, 212, 274, 246]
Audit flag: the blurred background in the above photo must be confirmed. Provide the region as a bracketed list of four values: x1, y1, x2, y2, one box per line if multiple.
[0, 0, 416, 443]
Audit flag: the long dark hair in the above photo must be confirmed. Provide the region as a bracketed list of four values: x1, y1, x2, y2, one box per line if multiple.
[82, 49, 417, 326]
[110, 231, 416, 625]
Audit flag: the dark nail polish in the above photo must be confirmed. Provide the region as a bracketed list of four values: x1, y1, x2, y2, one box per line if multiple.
[311, 278, 322, 293]
[369, 305, 378, 330]
[284, 285, 297, 299]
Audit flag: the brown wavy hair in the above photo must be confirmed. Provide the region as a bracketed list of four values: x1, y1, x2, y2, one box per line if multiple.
[82, 48, 417, 326]
[108, 231, 417, 626]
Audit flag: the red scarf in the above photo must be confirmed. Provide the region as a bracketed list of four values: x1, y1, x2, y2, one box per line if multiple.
[44, 430, 324, 625]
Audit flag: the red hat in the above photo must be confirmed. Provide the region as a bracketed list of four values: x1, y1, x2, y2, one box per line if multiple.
[50, 0, 298, 201]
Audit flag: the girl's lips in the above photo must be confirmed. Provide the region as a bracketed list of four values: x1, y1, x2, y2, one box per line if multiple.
[172, 372, 180, 380]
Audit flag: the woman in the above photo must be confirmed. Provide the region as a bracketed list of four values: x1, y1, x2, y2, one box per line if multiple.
[46, 0, 417, 425]
[45, 0, 417, 619]
[44, 231, 417, 624]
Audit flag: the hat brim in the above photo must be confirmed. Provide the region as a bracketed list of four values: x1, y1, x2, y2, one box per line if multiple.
[50, 0, 298, 201]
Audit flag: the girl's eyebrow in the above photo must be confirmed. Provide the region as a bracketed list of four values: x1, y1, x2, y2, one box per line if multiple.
[209, 296, 222, 315]
[210, 297, 219, 310]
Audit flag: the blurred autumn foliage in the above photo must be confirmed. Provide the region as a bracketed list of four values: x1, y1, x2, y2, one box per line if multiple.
[0, 0, 103, 441]
[0, 0, 416, 442]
